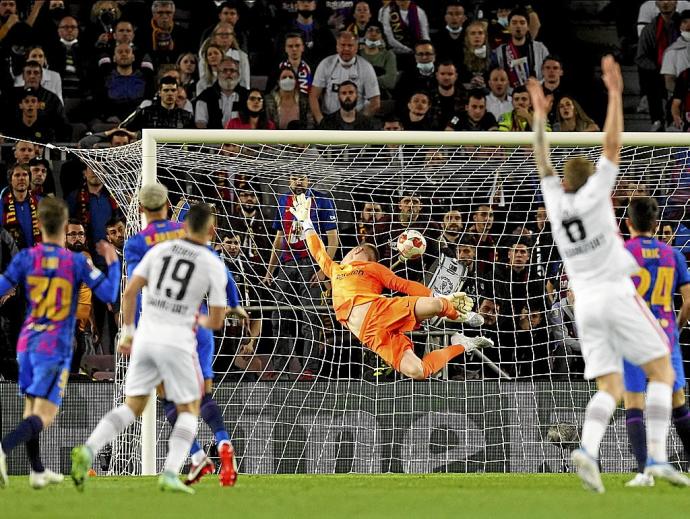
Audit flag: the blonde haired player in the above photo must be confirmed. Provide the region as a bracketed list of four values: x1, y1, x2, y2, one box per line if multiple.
[527, 56, 689, 492]
[290, 195, 492, 380]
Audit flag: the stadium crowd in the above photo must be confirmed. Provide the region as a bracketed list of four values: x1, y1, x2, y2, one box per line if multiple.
[0, 0, 688, 383]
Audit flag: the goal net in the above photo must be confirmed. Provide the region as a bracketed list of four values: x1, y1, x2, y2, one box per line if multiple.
[69, 130, 690, 475]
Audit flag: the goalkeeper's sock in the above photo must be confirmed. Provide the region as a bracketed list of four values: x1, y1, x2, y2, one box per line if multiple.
[421, 345, 465, 378]
[86, 405, 136, 456]
[437, 298, 459, 320]
[1, 415, 43, 454]
[201, 394, 230, 446]
[646, 381, 672, 462]
[163, 412, 197, 475]
[26, 434, 45, 473]
[625, 408, 646, 473]
[581, 391, 616, 460]
[672, 404, 690, 459]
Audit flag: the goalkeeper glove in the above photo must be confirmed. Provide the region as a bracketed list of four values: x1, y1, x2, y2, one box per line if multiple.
[288, 193, 314, 232]
[444, 292, 474, 321]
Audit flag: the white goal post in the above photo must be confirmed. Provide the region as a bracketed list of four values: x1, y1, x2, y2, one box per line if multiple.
[126, 129, 690, 475]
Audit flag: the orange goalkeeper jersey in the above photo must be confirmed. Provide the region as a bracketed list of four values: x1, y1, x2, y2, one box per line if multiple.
[306, 233, 431, 322]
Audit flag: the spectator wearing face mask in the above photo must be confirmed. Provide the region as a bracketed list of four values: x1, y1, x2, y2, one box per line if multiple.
[458, 20, 491, 90]
[661, 9, 690, 95]
[265, 66, 314, 129]
[394, 39, 437, 113]
[432, 1, 468, 69]
[358, 21, 398, 100]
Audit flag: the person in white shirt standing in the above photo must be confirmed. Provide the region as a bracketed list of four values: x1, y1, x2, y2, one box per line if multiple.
[70, 203, 228, 495]
[527, 56, 689, 493]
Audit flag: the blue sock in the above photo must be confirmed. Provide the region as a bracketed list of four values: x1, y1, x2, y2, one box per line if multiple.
[626, 408, 646, 473]
[201, 394, 229, 445]
[672, 405, 690, 459]
[26, 435, 44, 473]
[1, 415, 43, 454]
[165, 398, 203, 456]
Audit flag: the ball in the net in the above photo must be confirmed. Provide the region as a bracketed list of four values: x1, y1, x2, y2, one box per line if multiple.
[397, 230, 427, 261]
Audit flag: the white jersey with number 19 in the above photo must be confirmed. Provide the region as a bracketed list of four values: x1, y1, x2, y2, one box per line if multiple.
[541, 156, 639, 293]
[132, 238, 228, 351]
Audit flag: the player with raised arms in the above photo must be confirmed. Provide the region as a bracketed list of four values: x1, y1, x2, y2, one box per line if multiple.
[0, 198, 120, 489]
[71, 203, 228, 494]
[119, 184, 247, 486]
[527, 56, 689, 492]
[289, 195, 492, 380]
[621, 197, 690, 487]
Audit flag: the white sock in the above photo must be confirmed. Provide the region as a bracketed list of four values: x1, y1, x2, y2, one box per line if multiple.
[581, 391, 617, 459]
[86, 405, 136, 456]
[190, 449, 206, 466]
[646, 381, 672, 462]
[163, 412, 197, 475]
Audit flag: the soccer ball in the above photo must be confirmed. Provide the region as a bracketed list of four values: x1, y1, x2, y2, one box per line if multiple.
[397, 230, 427, 261]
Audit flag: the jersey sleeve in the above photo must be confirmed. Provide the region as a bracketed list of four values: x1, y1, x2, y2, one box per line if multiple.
[315, 195, 338, 232]
[76, 253, 121, 304]
[0, 249, 27, 295]
[305, 232, 335, 278]
[124, 235, 144, 279]
[674, 248, 690, 287]
[207, 255, 228, 308]
[370, 263, 432, 297]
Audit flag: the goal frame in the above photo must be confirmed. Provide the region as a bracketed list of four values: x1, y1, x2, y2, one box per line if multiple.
[138, 128, 690, 475]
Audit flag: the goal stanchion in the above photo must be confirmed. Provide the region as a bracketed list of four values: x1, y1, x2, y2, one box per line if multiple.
[68, 130, 690, 475]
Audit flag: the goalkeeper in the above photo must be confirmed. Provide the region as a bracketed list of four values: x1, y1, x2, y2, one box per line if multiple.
[291, 195, 492, 379]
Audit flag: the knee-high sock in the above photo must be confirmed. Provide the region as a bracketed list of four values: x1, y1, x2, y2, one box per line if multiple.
[421, 345, 465, 378]
[1, 415, 43, 454]
[646, 381, 672, 462]
[164, 399, 204, 463]
[86, 405, 136, 457]
[672, 405, 690, 460]
[581, 391, 617, 459]
[163, 412, 197, 475]
[437, 299, 459, 320]
[26, 435, 45, 473]
[625, 408, 646, 473]
[201, 394, 230, 446]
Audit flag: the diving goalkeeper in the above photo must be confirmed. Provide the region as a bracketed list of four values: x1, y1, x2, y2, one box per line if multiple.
[291, 195, 492, 379]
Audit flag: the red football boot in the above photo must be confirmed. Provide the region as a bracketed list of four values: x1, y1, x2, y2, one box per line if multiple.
[185, 457, 215, 486]
[218, 442, 238, 487]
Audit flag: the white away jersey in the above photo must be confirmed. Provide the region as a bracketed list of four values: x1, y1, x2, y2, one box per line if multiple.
[132, 238, 227, 350]
[541, 156, 639, 292]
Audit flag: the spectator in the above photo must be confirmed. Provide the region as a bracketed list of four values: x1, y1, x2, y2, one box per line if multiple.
[200, 1, 248, 52]
[3, 88, 56, 143]
[541, 55, 565, 116]
[124, 76, 195, 132]
[0, 223, 18, 381]
[28, 157, 55, 197]
[432, 1, 468, 69]
[228, 183, 272, 274]
[0, 141, 36, 186]
[488, 1, 541, 49]
[358, 21, 398, 100]
[388, 192, 439, 268]
[274, 32, 313, 95]
[53, 15, 90, 104]
[281, 0, 335, 67]
[466, 202, 496, 277]
[176, 52, 198, 99]
[264, 173, 339, 379]
[195, 56, 248, 128]
[485, 67, 512, 120]
[671, 65, 690, 129]
[456, 238, 490, 298]
[637, 0, 681, 131]
[446, 89, 498, 131]
[459, 20, 491, 89]
[394, 39, 437, 110]
[97, 43, 155, 122]
[435, 209, 464, 258]
[494, 235, 542, 319]
[77, 127, 137, 150]
[491, 7, 549, 89]
[661, 9, 690, 94]
[515, 301, 550, 378]
[355, 198, 391, 255]
[88, 1, 123, 48]
[95, 19, 149, 64]
[142, 0, 192, 66]
[310, 31, 381, 124]
[105, 216, 125, 254]
[0, 163, 41, 249]
[226, 88, 277, 129]
[380, 0, 430, 65]
[13, 60, 68, 139]
[346, 1, 373, 43]
[0, 0, 41, 45]
[554, 95, 600, 132]
[196, 42, 225, 95]
[318, 81, 381, 130]
[637, 0, 690, 35]
[548, 281, 582, 377]
[382, 112, 404, 130]
[201, 22, 250, 89]
[265, 66, 314, 129]
[400, 90, 435, 130]
[430, 60, 466, 130]
[498, 84, 547, 132]
[530, 205, 560, 294]
[13, 46, 63, 102]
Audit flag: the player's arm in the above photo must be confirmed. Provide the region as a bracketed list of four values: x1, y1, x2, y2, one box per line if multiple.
[291, 195, 335, 279]
[84, 241, 121, 303]
[372, 263, 431, 297]
[678, 284, 690, 330]
[264, 230, 284, 284]
[600, 54, 623, 165]
[119, 274, 147, 355]
[525, 78, 555, 179]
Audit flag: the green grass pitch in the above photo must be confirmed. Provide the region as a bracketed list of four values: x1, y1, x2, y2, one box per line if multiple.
[2, 474, 689, 519]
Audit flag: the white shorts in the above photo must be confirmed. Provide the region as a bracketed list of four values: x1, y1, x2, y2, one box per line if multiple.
[575, 281, 670, 380]
[124, 341, 203, 404]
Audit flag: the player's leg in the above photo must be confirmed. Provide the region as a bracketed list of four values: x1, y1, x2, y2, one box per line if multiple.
[669, 345, 690, 459]
[25, 397, 64, 489]
[199, 381, 237, 487]
[622, 360, 649, 483]
[414, 297, 459, 321]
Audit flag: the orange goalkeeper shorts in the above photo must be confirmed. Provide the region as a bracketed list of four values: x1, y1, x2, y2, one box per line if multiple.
[359, 296, 423, 371]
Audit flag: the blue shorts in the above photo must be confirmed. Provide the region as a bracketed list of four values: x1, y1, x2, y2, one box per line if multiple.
[17, 352, 71, 406]
[624, 342, 686, 393]
[195, 327, 215, 381]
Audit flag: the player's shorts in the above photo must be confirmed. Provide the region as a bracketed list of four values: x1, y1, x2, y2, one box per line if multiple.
[575, 282, 670, 381]
[195, 327, 215, 381]
[17, 352, 70, 406]
[125, 341, 203, 404]
[624, 340, 686, 393]
[358, 296, 423, 371]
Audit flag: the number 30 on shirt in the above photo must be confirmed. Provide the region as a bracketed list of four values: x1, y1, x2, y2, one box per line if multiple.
[26, 275, 73, 321]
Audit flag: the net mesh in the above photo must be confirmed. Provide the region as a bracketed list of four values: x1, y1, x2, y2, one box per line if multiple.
[67, 138, 690, 474]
